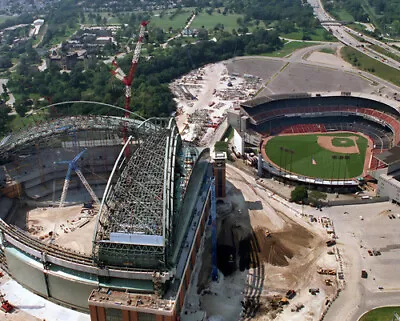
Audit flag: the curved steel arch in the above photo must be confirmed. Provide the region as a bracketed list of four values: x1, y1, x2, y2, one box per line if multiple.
[28, 100, 147, 121]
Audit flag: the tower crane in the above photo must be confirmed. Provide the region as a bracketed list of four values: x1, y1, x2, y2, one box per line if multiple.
[54, 148, 100, 207]
[110, 21, 148, 154]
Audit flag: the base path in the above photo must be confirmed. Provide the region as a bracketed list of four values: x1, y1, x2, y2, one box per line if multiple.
[261, 131, 374, 178]
[317, 135, 360, 154]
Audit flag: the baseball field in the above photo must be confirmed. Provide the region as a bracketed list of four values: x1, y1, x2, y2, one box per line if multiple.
[264, 132, 369, 179]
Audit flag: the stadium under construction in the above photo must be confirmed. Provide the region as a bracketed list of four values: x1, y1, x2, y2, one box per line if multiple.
[0, 103, 222, 321]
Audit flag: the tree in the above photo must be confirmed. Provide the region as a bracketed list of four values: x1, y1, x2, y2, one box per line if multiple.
[197, 28, 209, 40]
[0, 103, 11, 134]
[15, 100, 29, 117]
[291, 186, 308, 203]
[308, 190, 327, 206]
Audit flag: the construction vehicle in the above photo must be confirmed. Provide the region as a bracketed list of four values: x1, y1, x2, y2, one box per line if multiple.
[279, 297, 289, 306]
[326, 240, 336, 247]
[291, 303, 304, 312]
[309, 288, 320, 295]
[286, 289, 296, 299]
[265, 229, 271, 238]
[317, 268, 336, 275]
[324, 279, 333, 286]
[0, 291, 14, 313]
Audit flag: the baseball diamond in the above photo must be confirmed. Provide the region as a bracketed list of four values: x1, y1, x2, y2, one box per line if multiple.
[264, 132, 370, 179]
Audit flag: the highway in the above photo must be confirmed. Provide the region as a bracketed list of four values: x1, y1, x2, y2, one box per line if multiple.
[307, 0, 400, 70]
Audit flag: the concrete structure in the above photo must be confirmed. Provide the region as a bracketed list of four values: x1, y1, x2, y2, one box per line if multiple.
[0, 103, 214, 320]
[376, 146, 400, 203]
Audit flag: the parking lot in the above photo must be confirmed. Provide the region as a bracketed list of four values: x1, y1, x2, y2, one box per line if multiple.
[321, 202, 400, 291]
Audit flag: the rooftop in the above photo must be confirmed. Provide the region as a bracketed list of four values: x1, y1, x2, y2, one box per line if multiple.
[88, 288, 175, 315]
[375, 146, 400, 166]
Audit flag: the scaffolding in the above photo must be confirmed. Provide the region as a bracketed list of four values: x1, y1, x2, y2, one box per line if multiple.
[93, 118, 181, 270]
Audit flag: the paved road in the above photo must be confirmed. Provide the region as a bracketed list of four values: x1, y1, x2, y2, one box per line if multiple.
[307, 0, 400, 70]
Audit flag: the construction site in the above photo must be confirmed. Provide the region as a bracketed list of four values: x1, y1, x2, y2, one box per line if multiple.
[0, 104, 345, 321]
[3, 22, 399, 320]
[171, 62, 262, 145]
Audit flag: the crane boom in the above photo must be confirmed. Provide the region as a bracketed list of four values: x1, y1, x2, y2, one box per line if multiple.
[75, 169, 100, 205]
[110, 21, 148, 153]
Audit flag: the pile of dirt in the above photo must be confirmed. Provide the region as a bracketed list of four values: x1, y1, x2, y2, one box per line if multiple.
[253, 223, 314, 266]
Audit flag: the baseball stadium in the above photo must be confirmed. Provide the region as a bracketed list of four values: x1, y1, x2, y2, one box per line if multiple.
[237, 92, 400, 189]
[0, 102, 215, 321]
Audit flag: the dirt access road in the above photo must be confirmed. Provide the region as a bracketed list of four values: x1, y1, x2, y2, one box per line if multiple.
[224, 165, 336, 320]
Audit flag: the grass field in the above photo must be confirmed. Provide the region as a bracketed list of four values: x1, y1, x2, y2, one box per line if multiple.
[265, 133, 368, 179]
[370, 44, 400, 63]
[341, 46, 400, 87]
[0, 15, 13, 24]
[319, 47, 336, 54]
[281, 27, 337, 42]
[262, 41, 316, 57]
[191, 11, 243, 32]
[150, 9, 194, 30]
[360, 307, 400, 321]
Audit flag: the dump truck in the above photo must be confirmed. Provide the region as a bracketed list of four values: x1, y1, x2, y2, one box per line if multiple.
[317, 268, 336, 275]
[326, 240, 336, 247]
[286, 289, 296, 299]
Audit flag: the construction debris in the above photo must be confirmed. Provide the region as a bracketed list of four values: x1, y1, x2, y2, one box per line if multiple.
[171, 62, 263, 146]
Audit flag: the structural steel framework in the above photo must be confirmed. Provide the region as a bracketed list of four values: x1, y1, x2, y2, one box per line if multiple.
[93, 118, 181, 269]
[0, 104, 184, 272]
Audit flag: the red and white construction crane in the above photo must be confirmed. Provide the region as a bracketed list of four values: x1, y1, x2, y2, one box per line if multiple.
[110, 21, 149, 153]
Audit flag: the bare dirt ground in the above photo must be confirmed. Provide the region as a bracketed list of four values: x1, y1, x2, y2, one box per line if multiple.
[25, 205, 97, 255]
[317, 135, 360, 154]
[186, 165, 339, 321]
[306, 50, 352, 69]
[0, 310, 40, 321]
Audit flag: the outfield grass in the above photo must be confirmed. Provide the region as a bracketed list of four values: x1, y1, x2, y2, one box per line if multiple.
[265, 133, 368, 179]
[360, 307, 400, 321]
[262, 41, 316, 58]
[341, 46, 400, 87]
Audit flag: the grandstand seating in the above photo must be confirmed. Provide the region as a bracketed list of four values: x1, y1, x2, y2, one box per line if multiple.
[249, 105, 400, 145]
[281, 124, 327, 134]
